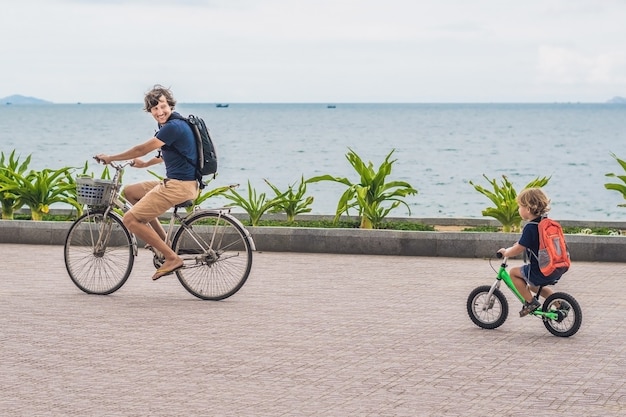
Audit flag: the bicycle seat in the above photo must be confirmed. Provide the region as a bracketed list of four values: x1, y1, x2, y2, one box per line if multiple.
[175, 200, 195, 209]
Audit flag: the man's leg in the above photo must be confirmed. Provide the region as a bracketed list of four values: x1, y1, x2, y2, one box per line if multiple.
[123, 212, 182, 277]
[123, 182, 166, 241]
[125, 179, 198, 280]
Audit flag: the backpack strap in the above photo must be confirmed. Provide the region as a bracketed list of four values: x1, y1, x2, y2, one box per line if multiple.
[524, 216, 546, 264]
[160, 113, 206, 188]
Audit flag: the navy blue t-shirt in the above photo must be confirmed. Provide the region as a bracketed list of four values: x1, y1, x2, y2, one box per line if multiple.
[518, 217, 547, 282]
[156, 112, 197, 181]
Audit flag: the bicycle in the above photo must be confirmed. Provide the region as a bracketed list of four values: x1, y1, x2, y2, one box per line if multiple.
[64, 160, 255, 300]
[466, 253, 582, 337]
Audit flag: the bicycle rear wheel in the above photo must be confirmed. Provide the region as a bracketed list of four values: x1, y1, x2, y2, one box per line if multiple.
[172, 211, 253, 300]
[542, 292, 582, 337]
[64, 211, 134, 295]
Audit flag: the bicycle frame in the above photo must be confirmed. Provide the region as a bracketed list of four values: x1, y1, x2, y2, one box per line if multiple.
[170, 207, 256, 266]
[92, 161, 255, 264]
[161, 206, 216, 265]
[488, 257, 560, 321]
[86, 161, 137, 256]
[68, 159, 255, 300]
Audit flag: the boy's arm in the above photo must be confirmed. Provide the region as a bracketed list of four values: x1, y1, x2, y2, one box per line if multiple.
[498, 242, 526, 258]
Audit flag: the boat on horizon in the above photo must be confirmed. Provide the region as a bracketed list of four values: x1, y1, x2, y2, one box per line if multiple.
[216, 103, 229, 108]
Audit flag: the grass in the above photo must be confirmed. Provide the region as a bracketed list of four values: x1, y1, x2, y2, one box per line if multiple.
[242, 218, 436, 231]
[14, 213, 80, 221]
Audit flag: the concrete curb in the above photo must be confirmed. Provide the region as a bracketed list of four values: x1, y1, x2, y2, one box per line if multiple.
[1, 220, 625, 262]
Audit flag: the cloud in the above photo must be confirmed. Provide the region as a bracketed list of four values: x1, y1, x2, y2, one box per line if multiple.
[2, 0, 626, 102]
[536, 46, 626, 85]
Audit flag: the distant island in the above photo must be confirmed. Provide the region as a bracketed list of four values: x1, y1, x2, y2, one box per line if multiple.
[606, 96, 626, 104]
[1, 94, 53, 105]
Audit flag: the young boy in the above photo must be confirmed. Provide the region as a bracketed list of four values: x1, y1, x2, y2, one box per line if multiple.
[498, 188, 559, 317]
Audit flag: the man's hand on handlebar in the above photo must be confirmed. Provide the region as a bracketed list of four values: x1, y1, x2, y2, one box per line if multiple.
[94, 155, 135, 167]
[128, 158, 148, 168]
[94, 154, 112, 165]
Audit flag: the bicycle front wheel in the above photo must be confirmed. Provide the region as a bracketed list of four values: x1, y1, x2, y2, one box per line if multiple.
[467, 285, 509, 329]
[172, 211, 253, 300]
[64, 211, 135, 295]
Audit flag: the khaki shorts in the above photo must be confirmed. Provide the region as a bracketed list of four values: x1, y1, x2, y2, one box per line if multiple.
[127, 179, 198, 223]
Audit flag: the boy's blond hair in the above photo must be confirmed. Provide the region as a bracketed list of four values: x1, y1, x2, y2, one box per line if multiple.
[516, 188, 551, 217]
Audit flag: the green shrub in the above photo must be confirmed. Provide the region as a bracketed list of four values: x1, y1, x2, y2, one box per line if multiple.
[605, 152, 626, 207]
[469, 174, 550, 232]
[307, 148, 417, 229]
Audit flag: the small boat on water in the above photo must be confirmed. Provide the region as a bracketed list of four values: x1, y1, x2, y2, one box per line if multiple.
[327, 105, 336, 109]
[216, 103, 229, 108]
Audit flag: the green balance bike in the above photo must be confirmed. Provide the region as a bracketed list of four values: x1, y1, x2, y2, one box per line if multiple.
[467, 253, 582, 337]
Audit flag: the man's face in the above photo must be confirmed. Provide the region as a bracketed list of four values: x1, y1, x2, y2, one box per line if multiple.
[150, 95, 172, 125]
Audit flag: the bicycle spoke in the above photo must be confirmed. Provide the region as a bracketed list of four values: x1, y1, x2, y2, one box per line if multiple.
[173, 211, 253, 300]
[64, 212, 134, 295]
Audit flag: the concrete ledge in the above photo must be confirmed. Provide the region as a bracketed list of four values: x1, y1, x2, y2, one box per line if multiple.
[2, 220, 625, 262]
[0, 220, 70, 245]
[248, 227, 626, 262]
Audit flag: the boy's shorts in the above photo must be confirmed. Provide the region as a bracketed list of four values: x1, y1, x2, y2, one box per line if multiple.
[520, 264, 556, 287]
[127, 179, 198, 223]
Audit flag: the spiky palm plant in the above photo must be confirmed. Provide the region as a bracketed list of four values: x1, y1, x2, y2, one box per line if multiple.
[265, 176, 314, 222]
[0, 151, 32, 219]
[469, 174, 550, 232]
[224, 180, 286, 226]
[604, 152, 626, 207]
[307, 148, 417, 229]
[1, 167, 82, 221]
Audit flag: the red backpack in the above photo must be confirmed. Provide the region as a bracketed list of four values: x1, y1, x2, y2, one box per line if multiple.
[533, 217, 570, 280]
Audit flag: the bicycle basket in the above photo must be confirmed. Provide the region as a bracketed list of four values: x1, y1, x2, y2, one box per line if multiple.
[76, 177, 114, 206]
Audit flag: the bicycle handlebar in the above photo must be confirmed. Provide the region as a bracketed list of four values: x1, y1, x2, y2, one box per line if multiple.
[496, 252, 503, 259]
[93, 156, 135, 169]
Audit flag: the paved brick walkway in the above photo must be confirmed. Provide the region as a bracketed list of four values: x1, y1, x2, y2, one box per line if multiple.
[1, 243, 625, 416]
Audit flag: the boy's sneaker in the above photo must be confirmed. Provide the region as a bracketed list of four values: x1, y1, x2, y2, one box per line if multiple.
[519, 299, 541, 317]
[559, 301, 571, 313]
[556, 301, 571, 323]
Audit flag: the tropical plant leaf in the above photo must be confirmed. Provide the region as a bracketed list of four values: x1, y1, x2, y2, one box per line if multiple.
[265, 176, 314, 221]
[470, 174, 550, 232]
[605, 152, 626, 206]
[307, 148, 417, 228]
[225, 180, 284, 226]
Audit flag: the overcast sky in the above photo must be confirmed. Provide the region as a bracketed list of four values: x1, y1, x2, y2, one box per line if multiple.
[1, 0, 625, 103]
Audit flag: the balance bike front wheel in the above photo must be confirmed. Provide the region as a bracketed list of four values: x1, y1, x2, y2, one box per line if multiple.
[467, 285, 509, 330]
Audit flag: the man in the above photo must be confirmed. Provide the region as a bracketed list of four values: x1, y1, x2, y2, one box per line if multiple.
[96, 85, 198, 280]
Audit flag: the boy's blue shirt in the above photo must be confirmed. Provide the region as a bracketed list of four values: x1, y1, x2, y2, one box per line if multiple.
[519, 216, 543, 280]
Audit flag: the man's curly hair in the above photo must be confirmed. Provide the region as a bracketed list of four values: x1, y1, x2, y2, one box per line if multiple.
[143, 84, 176, 112]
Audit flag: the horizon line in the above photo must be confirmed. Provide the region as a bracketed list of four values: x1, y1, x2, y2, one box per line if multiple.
[2, 100, 625, 105]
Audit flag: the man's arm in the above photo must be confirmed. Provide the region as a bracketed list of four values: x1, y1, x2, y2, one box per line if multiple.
[132, 155, 163, 168]
[96, 137, 164, 164]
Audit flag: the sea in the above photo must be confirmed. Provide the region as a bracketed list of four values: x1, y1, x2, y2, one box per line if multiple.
[1, 103, 625, 221]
